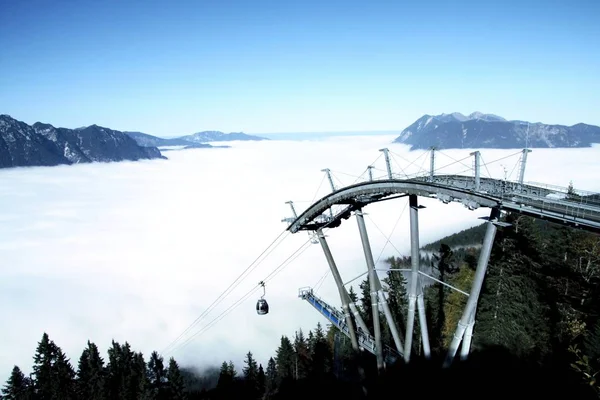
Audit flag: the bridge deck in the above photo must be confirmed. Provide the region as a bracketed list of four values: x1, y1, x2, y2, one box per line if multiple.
[287, 175, 600, 234]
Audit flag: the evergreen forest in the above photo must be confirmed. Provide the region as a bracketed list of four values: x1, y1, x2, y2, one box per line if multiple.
[2, 212, 599, 399]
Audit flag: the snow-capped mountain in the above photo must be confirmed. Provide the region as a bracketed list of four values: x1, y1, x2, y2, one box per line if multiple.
[124, 131, 214, 148]
[177, 131, 268, 143]
[124, 130, 266, 148]
[394, 112, 600, 150]
[0, 115, 164, 168]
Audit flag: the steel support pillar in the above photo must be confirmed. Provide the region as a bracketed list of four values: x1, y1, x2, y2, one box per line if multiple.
[355, 210, 384, 371]
[349, 300, 370, 334]
[460, 309, 476, 360]
[375, 275, 404, 355]
[518, 149, 532, 187]
[416, 280, 431, 359]
[316, 229, 360, 352]
[321, 168, 336, 191]
[470, 151, 480, 191]
[379, 148, 393, 179]
[444, 207, 500, 367]
[404, 194, 424, 362]
[368, 165, 374, 181]
[429, 147, 435, 182]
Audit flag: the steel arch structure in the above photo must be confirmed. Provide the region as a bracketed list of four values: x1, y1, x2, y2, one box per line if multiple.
[287, 176, 600, 234]
[285, 148, 600, 371]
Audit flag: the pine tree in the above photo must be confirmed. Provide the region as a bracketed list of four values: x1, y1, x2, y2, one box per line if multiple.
[147, 351, 167, 400]
[105, 341, 127, 400]
[264, 358, 277, 396]
[227, 361, 236, 379]
[275, 336, 294, 384]
[76, 341, 105, 400]
[359, 279, 374, 332]
[310, 323, 332, 379]
[119, 343, 134, 400]
[31, 332, 57, 399]
[54, 348, 76, 400]
[257, 364, 265, 396]
[293, 330, 311, 379]
[242, 352, 258, 382]
[216, 362, 231, 389]
[166, 358, 186, 400]
[1, 366, 32, 400]
[127, 352, 149, 400]
[30, 333, 75, 399]
[307, 331, 315, 351]
[242, 352, 259, 398]
[475, 214, 550, 358]
[442, 265, 474, 347]
[383, 258, 409, 333]
[348, 286, 358, 303]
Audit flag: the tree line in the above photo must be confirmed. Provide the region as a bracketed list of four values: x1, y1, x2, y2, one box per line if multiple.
[1, 333, 185, 400]
[3, 212, 599, 399]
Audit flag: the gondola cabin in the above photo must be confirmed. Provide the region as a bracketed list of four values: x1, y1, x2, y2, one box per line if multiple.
[256, 298, 269, 315]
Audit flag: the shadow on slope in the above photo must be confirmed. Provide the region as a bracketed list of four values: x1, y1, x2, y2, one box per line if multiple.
[273, 346, 595, 400]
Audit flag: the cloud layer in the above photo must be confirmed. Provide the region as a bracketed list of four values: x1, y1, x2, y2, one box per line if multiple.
[1, 136, 599, 380]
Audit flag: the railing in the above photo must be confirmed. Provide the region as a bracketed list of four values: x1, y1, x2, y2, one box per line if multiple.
[298, 287, 400, 361]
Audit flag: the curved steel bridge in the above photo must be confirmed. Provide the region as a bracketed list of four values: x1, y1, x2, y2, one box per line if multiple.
[283, 148, 600, 371]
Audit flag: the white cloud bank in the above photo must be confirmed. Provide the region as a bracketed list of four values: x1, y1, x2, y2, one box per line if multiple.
[1, 136, 599, 381]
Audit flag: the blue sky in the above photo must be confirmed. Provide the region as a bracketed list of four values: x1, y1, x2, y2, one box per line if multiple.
[1, 0, 599, 135]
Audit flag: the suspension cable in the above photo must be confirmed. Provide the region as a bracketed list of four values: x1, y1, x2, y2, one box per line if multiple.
[166, 235, 315, 356]
[314, 268, 330, 293]
[437, 150, 473, 172]
[372, 201, 409, 266]
[478, 155, 494, 179]
[166, 211, 348, 355]
[310, 174, 326, 204]
[160, 229, 290, 354]
[434, 154, 473, 174]
[480, 150, 523, 167]
[366, 214, 405, 262]
[389, 149, 429, 175]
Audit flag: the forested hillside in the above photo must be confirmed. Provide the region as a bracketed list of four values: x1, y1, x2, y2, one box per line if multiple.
[3, 213, 599, 399]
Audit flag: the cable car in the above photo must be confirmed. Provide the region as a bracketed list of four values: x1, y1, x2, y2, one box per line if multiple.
[256, 281, 269, 315]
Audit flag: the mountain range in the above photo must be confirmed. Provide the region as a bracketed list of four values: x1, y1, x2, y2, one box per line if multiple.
[394, 112, 600, 150]
[0, 115, 269, 169]
[0, 115, 165, 168]
[123, 130, 267, 148]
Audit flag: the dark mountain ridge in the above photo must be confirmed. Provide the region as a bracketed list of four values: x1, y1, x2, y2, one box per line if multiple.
[0, 115, 164, 168]
[394, 112, 600, 150]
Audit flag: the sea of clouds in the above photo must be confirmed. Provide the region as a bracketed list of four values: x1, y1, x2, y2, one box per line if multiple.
[1, 135, 599, 381]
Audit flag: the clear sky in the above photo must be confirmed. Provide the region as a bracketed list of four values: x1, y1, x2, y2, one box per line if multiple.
[1, 0, 599, 136]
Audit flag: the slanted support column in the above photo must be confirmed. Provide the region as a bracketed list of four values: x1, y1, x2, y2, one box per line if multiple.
[321, 168, 336, 192]
[349, 300, 370, 334]
[444, 207, 500, 367]
[470, 151, 481, 191]
[374, 274, 404, 356]
[285, 201, 297, 218]
[368, 165, 374, 181]
[316, 229, 360, 352]
[429, 147, 435, 182]
[518, 149, 532, 187]
[404, 194, 424, 362]
[355, 210, 384, 371]
[379, 148, 393, 179]
[416, 282, 431, 359]
[460, 309, 476, 360]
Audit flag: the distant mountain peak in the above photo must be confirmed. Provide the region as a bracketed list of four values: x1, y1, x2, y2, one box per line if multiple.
[394, 112, 600, 150]
[176, 130, 268, 143]
[441, 112, 468, 121]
